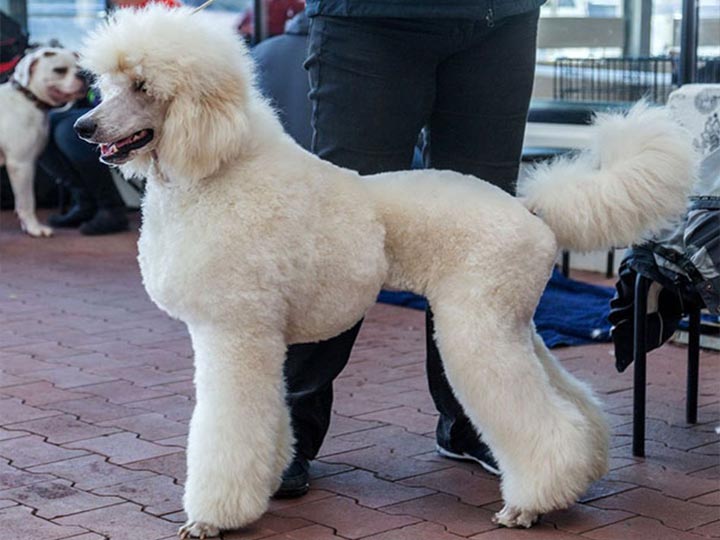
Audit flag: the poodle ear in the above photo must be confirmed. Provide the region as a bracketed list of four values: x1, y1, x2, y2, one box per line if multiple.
[158, 89, 250, 180]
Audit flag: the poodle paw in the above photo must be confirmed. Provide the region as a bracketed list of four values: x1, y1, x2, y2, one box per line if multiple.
[492, 504, 540, 528]
[178, 521, 220, 539]
[22, 222, 53, 237]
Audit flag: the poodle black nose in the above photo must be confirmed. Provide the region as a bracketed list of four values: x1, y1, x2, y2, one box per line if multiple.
[74, 117, 97, 139]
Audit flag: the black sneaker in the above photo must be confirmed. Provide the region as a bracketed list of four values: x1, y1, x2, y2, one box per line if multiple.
[273, 455, 310, 499]
[436, 440, 501, 476]
[79, 208, 129, 236]
[48, 203, 97, 228]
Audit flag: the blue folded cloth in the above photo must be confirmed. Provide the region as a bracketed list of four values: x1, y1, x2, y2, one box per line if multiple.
[377, 268, 614, 348]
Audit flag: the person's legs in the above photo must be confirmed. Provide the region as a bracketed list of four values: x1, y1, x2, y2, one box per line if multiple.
[40, 109, 97, 227]
[424, 9, 540, 464]
[278, 15, 442, 496]
[428, 10, 540, 188]
[51, 110, 128, 235]
[306, 16, 441, 173]
[279, 322, 363, 497]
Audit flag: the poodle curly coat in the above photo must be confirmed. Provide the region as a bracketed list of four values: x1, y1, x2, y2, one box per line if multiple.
[76, 6, 697, 538]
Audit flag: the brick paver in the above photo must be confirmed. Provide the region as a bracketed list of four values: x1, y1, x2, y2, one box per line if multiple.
[312, 469, 435, 508]
[383, 493, 498, 536]
[241, 524, 345, 540]
[0, 505, 88, 540]
[93, 474, 185, 516]
[0, 478, 125, 519]
[1, 211, 718, 539]
[29, 453, 157, 490]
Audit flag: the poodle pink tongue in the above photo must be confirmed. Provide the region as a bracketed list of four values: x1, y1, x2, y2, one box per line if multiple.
[100, 130, 150, 157]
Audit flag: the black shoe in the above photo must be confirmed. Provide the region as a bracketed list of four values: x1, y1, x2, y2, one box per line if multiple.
[48, 204, 97, 228]
[436, 440, 500, 476]
[273, 456, 310, 499]
[79, 208, 129, 236]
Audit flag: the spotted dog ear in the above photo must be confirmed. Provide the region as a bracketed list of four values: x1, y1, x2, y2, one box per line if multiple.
[12, 51, 40, 87]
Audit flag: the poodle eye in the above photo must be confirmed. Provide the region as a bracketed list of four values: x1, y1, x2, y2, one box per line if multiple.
[134, 80, 147, 93]
[53, 67, 69, 75]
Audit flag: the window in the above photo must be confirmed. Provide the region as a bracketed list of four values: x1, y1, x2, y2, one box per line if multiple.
[538, 0, 625, 61]
[22, 0, 252, 50]
[27, 0, 107, 50]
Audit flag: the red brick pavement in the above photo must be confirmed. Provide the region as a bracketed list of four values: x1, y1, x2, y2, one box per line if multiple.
[0, 210, 718, 539]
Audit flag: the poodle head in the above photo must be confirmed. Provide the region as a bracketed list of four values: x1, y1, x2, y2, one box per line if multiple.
[75, 4, 254, 179]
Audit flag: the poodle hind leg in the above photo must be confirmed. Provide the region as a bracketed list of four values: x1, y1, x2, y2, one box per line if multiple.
[531, 330, 610, 481]
[181, 326, 293, 538]
[429, 287, 600, 527]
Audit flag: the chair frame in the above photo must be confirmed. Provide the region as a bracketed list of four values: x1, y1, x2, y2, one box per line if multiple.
[631, 274, 701, 457]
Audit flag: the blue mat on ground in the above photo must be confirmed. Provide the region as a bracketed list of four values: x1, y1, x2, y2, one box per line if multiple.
[377, 268, 615, 348]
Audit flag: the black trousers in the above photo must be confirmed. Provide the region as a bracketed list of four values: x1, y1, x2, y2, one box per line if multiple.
[286, 10, 540, 460]
[38, 107, 125, 210]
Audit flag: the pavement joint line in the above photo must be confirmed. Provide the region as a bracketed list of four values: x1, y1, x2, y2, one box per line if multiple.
[692, 516, 720, 532]
[576, 510, 647, 536]
[0, 424, 35, 436]
[61, 532, 111, 540]
[2, 447, 91, 470]
[640, 515, 715, 535]
[23, 492, 129, 521]
[326, 526, 350, 540]
[587, 483, 703, 506]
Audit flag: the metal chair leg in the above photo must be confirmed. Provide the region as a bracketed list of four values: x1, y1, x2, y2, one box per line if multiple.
[606, 249, 615, 278]
[686, 307, 701, 424]
[633, 274, 651, 457]
[561, 251, 570, 277]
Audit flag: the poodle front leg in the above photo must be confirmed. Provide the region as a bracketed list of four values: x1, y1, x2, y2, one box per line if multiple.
[180, 326, 293, 539]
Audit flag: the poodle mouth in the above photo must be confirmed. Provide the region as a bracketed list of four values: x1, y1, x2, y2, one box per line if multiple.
[100, 129, 154, 164]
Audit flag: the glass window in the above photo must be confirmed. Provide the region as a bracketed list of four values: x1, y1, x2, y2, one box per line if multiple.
[538, 0, 625, 61]
[23, 0, 253, 50]
[534, 0, 719, 104]
[28, 0, 107, 50]
[654, 0, 720, 57]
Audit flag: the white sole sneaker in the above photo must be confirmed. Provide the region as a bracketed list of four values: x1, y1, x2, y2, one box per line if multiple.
[436, 444, 501, 476]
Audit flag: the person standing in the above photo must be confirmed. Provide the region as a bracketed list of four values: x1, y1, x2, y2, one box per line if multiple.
[40, 106, 129, 235]
[276, 0, 544, 497]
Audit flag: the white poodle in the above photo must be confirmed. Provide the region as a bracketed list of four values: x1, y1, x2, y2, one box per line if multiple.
[75, 6, 696, 538]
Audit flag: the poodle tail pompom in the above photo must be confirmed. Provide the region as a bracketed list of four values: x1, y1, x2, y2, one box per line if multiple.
[518, 102, 698, 252]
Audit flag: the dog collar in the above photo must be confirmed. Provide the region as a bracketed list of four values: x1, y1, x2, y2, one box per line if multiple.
[11, 79, 54, 111]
